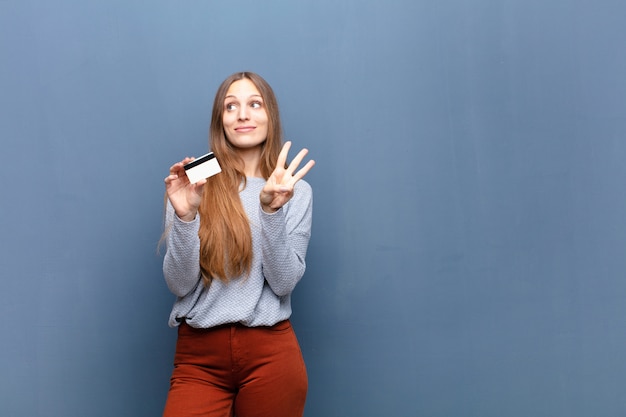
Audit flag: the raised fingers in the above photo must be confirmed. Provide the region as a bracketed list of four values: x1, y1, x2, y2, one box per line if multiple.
[292, 159, 316, 182]
[279, 142, 315, 182]
[276, 141, 292, 169]
[286, 148, 308, 175]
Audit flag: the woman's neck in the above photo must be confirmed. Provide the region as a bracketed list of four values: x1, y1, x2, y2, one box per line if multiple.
[236, 146, 263, 178]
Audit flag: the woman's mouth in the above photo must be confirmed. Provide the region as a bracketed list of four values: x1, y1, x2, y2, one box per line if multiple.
[235, 126, 255, 133]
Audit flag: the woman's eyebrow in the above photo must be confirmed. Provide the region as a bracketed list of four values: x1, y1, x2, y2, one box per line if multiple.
[224, 94, 263, 100]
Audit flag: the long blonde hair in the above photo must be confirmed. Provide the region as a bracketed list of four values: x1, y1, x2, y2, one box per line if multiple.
[198, 72, 283, 285]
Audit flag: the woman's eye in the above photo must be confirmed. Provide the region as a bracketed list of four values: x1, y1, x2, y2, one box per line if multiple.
[250, 101, 262, 109]
[225, 103, 237, 111]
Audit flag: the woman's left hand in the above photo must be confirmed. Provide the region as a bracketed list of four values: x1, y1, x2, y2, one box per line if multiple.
[260, 141, 315, 213]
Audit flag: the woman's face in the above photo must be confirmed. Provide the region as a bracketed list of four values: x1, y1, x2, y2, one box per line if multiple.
[222, 78, 269, 150]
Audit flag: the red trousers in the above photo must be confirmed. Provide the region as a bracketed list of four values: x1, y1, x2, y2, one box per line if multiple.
[162, 320, 308, 417]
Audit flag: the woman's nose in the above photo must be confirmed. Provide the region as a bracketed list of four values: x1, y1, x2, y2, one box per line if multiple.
[238, 106, 249, 120]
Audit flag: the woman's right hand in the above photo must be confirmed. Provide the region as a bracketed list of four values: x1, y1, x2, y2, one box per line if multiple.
[164, 157, 206, 222]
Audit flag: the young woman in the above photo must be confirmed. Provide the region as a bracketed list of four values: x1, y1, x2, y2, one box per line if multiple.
[161, 72, 315, 417]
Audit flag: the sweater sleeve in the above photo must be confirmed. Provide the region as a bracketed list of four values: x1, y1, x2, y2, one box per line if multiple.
[259, 180, 313, 297]
[162, 201, 203, 297]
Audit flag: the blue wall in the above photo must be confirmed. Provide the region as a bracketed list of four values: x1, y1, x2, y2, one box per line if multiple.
[2, 1, 625, 416]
